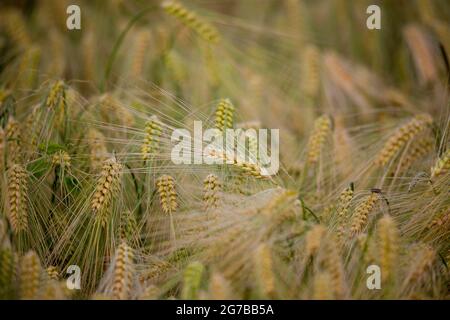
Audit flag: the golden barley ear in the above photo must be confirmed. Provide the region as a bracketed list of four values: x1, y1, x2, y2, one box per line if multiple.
[5, 117, 22, 165]
[335, 185, 354, 244]
[305, 225, 326, 257]
[162, 1, 220, 44]
[203, 174, 221, 210]
[430, 149, 450, 179]
[214, 98, 235, 132]
[141, 116, 163, 161]
[181, 261, 204, 299]
[156, 175, 178, 214]
[350, 192, 379, 236]
[19, 251, 41, 300]
[91, 157, 123, 227]
[306, 115, 332, 165]
[253, 243, 276, 298]
[375, 114, 433, 167]
[112, 240, 134, 300]
[7, 164, 29, 234]
[398, 137, 433, 173]
[376, 215, 399, 284]
[321, 237, 347, 299]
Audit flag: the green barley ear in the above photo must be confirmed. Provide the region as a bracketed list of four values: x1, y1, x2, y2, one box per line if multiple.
[375, 114, 433, 167]
[214, 98, 235, 132]
[306, 115, 332, 164]
[156, 175, 178, 214]
[350, 192, 379, 236]
[253, 243, 276, 298]
[162, 1, 220, 44]
[19, 251, 41, 300]
[112, 241, 134, 300]
[141, 116, 163, 161]
[91, 158, 123, 227]
[181, 261, 204, 299]
[45, 81, 65, 110]
[0, 248, 16, 298]
[430, 149, 449, 179]
[119, 210, 138, 243]
[376, 215, 399, 284]
[7, 164, 28, 234]
[203, 174, 221, 210]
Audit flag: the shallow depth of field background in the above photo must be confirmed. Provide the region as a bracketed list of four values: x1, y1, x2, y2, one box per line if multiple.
[0, 0, 449, 300]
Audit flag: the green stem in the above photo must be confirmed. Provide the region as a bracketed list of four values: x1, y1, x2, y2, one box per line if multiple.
[101, 5, 159, 92]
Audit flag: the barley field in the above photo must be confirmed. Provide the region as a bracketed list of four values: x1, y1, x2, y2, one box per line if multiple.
[0, 0, 449, 300]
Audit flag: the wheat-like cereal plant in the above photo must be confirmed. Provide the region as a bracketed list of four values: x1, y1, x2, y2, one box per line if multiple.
[375, 114, 433, 167]
[181, 261, 204, 299]
[6, 164, 29, 234]
[430, 149, 450, 179]
[19, 251, 41, 300]
[156, 175, 178, 214]
[350, 192, 379, 236]
[253, 243, 276, 298]
[141, 116, 163, 161]
[208, 271, 233, 300]
[111, 241, 134, 300]
[214, 98, 235, 132]
[91, 157, 123, 227]
[306, 115, 332, 164]
[162, 1, 220, 44]
[203, 173, 221, 210]
[0, 0, 448, 302]
[376, 215, 399, 284]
